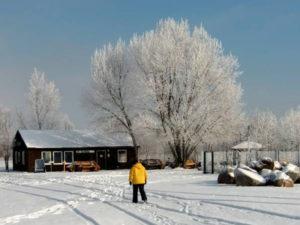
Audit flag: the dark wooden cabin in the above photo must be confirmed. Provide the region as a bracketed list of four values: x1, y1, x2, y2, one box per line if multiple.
[13, 130, 137, 172]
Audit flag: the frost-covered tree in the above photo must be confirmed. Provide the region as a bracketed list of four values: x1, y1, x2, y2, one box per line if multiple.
[61, 114, 75, 131]
[27, 68, 60, 129]
[130, 19, 243, 164]
[249, 110, 279, 151]
[86, 41, 138, 150]
[18, 68, 74, 130]
[0, 106, 14, 171]
[280, 107, 300, 152]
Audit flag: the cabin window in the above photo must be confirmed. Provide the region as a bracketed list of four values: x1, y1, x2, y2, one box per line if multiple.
[41, 151, 51, 164]
[64, 151, 74, 164]
[118, 150, 127, 163]
[76, 150, 95, 161]
[53, 151, 63, 164]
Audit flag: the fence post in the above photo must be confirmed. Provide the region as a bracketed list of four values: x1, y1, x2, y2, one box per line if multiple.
[233, 150, 236, 166]
[297, 144, 300, 166]
[211, 151, 214, 174]
[203, 151, 207, 174]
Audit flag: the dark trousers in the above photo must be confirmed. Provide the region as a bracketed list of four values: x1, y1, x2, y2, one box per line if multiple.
[132, 184, 147, 203]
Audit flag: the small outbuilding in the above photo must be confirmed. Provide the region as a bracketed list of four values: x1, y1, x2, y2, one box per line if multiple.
[13, 130, 137, 172]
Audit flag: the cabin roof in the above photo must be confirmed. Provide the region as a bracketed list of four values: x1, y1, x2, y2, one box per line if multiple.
[17, 129, 134, 149]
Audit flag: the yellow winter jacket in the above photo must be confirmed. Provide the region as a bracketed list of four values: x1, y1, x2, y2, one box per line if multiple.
[129, 162, 148, 185]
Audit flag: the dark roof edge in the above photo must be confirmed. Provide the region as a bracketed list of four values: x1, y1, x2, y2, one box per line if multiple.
[16, 130, 29, 149]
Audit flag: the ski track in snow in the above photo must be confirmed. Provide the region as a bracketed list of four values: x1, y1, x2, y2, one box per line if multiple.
[0, 171, 218, 225]
[0, 170, 300, 225]
[0, 172, 271, 225]
[0, 204, 65, 225]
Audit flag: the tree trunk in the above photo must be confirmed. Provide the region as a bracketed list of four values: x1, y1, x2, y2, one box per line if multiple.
[132, 135, 138, 158]
[128, 129, 139, 161]
[4, 155, 9, 172]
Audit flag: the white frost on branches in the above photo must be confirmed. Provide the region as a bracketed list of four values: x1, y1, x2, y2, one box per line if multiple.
[0, 106, 14, 171]
[86, 40, 138, 150]
[249, 110, 279, 151]
[130, 19, 243, 163]
[18, 68, 74, 130]
[85, 19, 244, 163]
[280, 107, 300, 151]
[28, 68, 60, 129]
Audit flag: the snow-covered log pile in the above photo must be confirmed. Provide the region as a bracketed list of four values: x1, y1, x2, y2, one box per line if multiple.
[218, 157, 300, 187]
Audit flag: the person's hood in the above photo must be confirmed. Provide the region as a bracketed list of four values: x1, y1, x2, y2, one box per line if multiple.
[133, 162, 145, 169]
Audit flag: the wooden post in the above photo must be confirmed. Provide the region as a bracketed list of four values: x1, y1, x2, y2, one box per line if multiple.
[211, 151, 214, 174]
[203, 151, 207, 174]
[233, 150, 237, 166]
[297, 144, 300, 166]
[237, 150, 241, 167]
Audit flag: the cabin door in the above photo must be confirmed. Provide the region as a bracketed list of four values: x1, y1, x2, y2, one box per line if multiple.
[97, 150, 107, 169]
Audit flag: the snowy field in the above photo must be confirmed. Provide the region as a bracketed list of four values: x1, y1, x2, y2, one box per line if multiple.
[0, 167, 300, 225]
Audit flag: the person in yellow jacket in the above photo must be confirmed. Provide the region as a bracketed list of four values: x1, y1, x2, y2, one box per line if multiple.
[129, 159, 148, 203]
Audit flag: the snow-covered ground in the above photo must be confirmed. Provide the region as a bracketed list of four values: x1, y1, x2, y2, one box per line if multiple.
[0, 168, 300, 225]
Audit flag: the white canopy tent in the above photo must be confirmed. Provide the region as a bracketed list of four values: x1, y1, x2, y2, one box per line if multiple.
[232, 141, 263, 150]
[232, 141, 263, 166]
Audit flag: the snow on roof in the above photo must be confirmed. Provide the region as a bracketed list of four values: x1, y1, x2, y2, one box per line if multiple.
[18, 130, 134, 149]
[232, 141, 263, 150]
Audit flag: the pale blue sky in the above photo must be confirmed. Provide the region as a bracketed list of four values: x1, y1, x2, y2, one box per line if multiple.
[0, 0, 299, 128]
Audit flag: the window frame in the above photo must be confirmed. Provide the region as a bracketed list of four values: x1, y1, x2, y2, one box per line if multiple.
[76, 150, 95, 154]
[117, 149, 127, 163]
[53, 151, 63, 165]
[64, 151, 74, 164]
[41, 151, 52, 165]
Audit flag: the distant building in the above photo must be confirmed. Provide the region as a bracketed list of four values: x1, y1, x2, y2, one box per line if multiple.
[13, 130, 137, 172]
